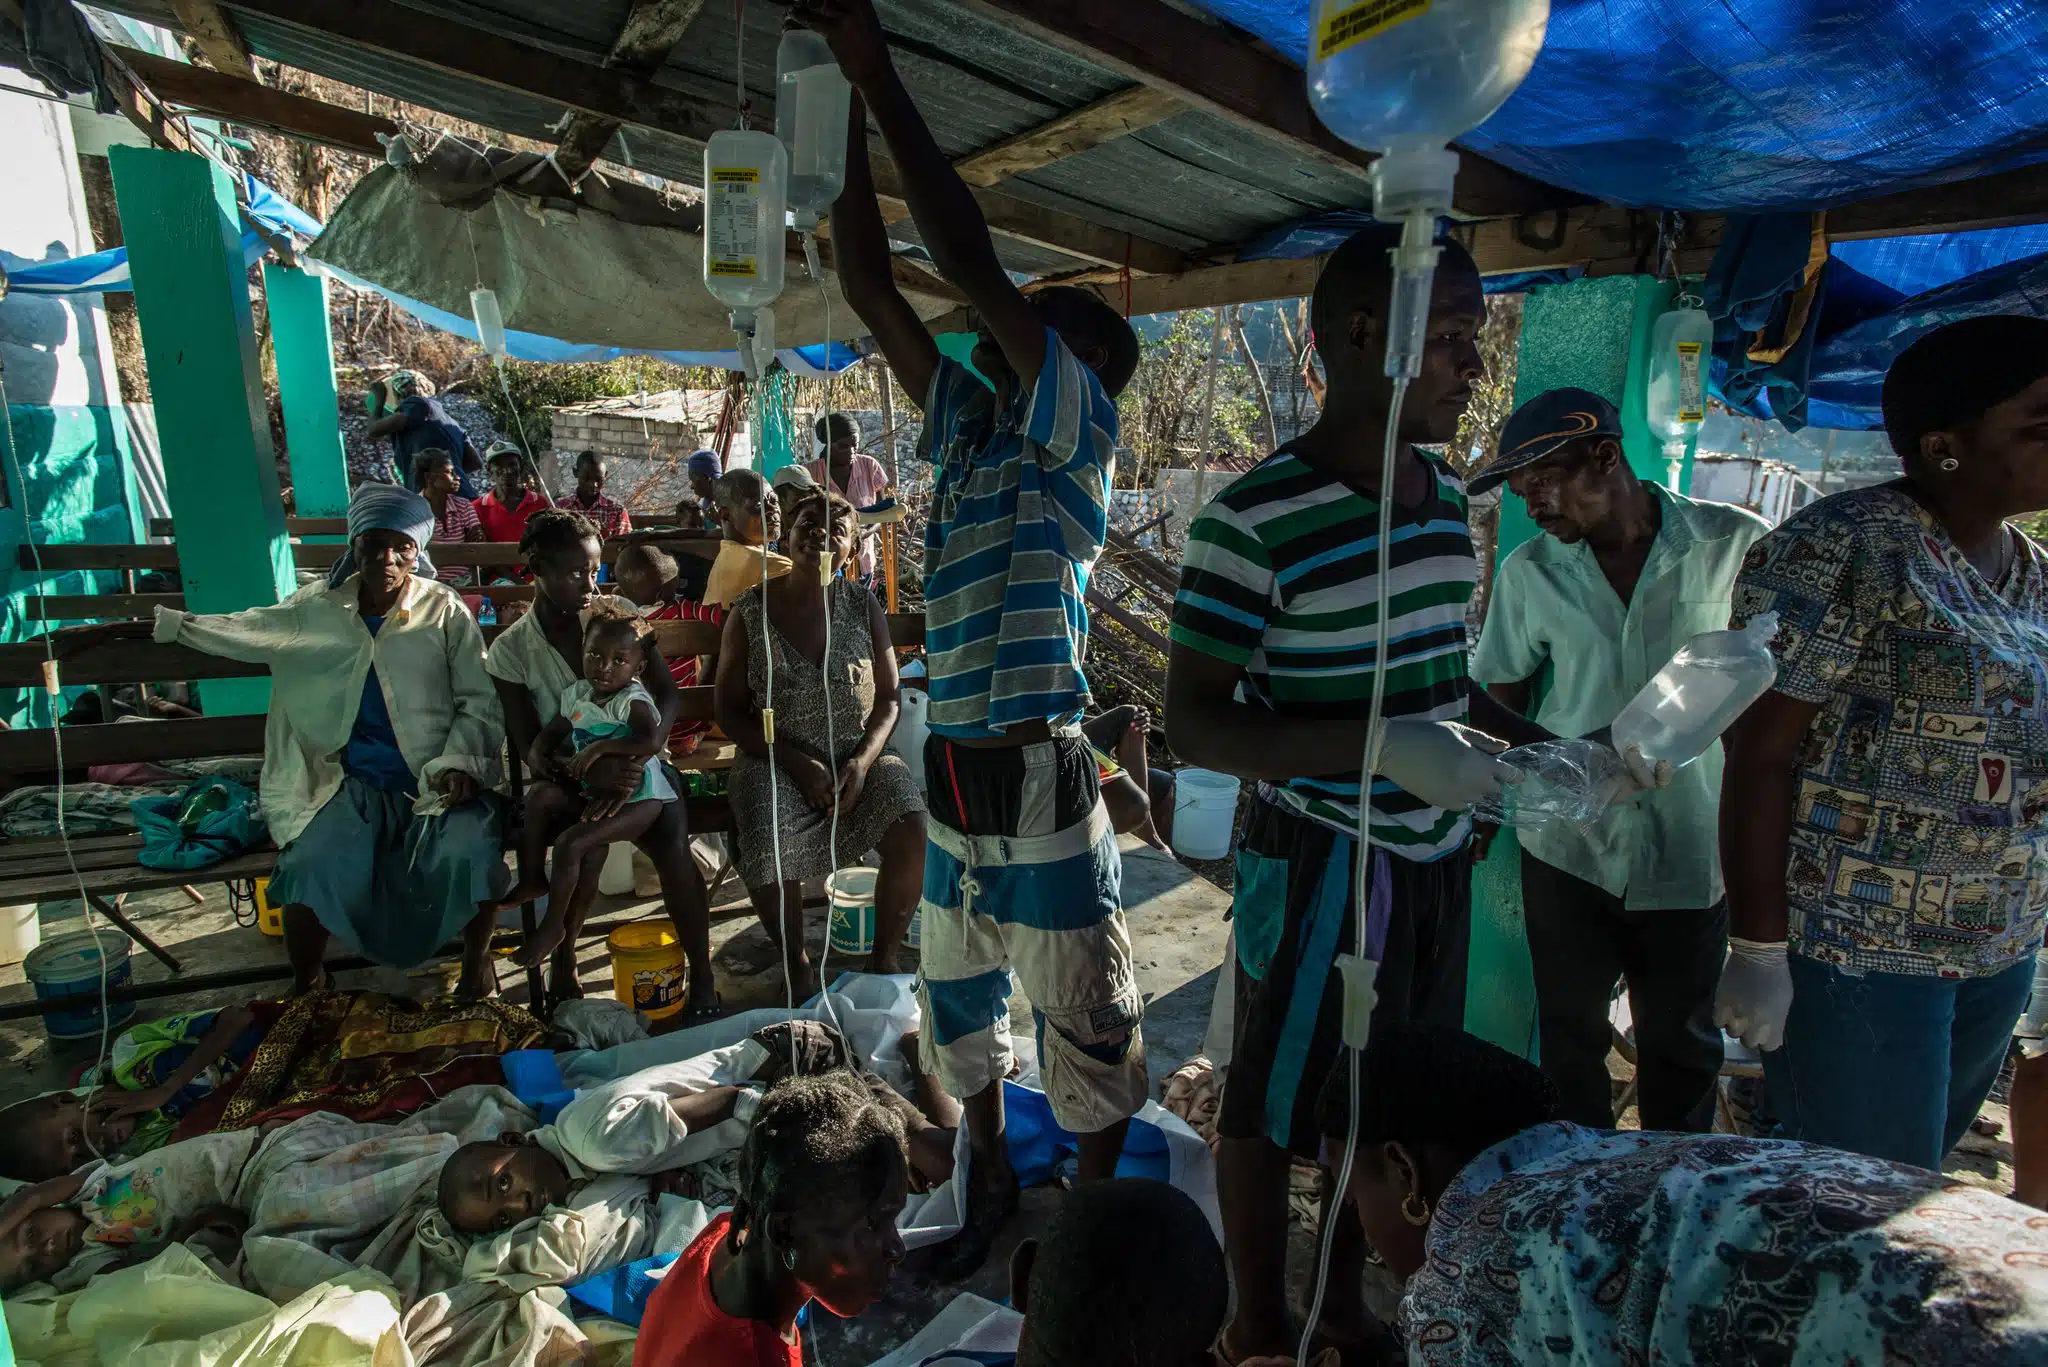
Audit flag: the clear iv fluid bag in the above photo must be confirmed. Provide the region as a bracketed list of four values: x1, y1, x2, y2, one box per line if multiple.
[1307, 0, 1550, 151]
[703, 130, 788, 315]
[1610, 612, 1780, 769]
[1648, 304, 1712, 479]
[776, 29, 852, 231]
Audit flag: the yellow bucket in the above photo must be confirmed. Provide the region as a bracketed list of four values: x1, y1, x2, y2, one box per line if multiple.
[254, 878, 283, 937]
[608, 922, 686, 1020]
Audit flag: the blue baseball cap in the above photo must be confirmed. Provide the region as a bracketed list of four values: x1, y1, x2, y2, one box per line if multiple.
[1468, 387, 1624, 495]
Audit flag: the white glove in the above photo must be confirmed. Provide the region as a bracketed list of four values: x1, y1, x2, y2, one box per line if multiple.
[1375, 719, 1522, 811]
[2014, 945, 2048, 1061]
[1580, 731, 1673, 805]
[1715, 937, 1794, 1052]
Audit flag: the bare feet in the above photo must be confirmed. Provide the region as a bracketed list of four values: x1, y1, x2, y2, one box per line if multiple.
[453, 957, 497, 1000]
[497, 881, 548, 911]
[287, 970, 328, 997]
[866, 948, 901, 976]
[518, 915, 567, 971]
[548, 944, 584, 1003]
[929, 1156, 1020, 1281]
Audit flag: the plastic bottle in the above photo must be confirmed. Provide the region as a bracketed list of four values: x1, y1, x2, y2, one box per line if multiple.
[1611, 612, 1781, 769]
[470, 287, 509, 359]
[1647, 303, 1713, 485]
[776, 29, 852, 233]
[703, 129, 789, 370]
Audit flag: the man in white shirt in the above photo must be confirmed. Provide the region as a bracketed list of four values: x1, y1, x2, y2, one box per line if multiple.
[1470, 389, 1768, 1130]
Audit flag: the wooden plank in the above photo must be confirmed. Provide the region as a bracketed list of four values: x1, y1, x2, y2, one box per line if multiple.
[163, 0, 255, 77]
[23, 594, 184, 620]
[953, 85, 1186, 187]
[113, 45, 391, 157]
[0, 641, 265, 688]
[0, 715, 266, 772]
[553, 0, 712, 182]
[19, 543, 181, 571]
[0, 848, 278, 903]
[148, 516, 349, 537]
[946, 0, 1579, 220]
[219, 0, 1178, 274]
[864, 156, 1188, 274]
[1826, 162, 2048, 239]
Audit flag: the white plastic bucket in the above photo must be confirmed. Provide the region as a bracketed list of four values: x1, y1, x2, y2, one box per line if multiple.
[888, 687, 930, 793]
[597, 841, 637, 896]
[1171, 768, 1242, 860]
[827, 867, 879, 956]
[0, 903, 40, 964]
[24, 930, 134, 1041]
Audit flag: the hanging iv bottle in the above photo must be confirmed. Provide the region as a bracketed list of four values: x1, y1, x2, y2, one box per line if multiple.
[1307, 0, 1551, 377]
[776, 28, 853, 234]
[1646, 303, 1713, 485]
[703, 129, 789, 366]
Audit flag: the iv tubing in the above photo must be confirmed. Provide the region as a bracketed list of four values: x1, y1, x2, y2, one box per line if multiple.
[1297, 208, 1439, 1362]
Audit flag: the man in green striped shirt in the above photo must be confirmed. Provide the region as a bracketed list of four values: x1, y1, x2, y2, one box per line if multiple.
[1166, 227, 1549, 1362]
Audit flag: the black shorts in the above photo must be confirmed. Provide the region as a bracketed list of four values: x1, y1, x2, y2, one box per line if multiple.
[1216, 789, 1472, 1155]
[924, 732, 1099, 837]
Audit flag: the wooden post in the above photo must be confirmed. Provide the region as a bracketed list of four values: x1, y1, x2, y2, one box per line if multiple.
[109, 146, 290, 716]
[874, 355, 897, 483]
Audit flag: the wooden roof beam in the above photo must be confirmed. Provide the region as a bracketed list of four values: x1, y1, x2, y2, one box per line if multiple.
[165, 0, 255, 78]
[946, 0, 1581, 220]
[219, 0, 1188, 275]
[953, 84, 1185, 188]
[552, 0, 710, 184]
[111, 45, 396, 158]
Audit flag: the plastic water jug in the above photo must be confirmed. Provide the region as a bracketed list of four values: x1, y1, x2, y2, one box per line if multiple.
[776, 28, 852, 232]
[1610, 612, 1780, 769]
[1647, 304, 1712, 483]
[1306, 0, 1550, 152]
[703, 129, 788, 347]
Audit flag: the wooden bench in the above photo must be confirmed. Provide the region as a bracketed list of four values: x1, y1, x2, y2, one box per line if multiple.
[0, 611, 927, 1011]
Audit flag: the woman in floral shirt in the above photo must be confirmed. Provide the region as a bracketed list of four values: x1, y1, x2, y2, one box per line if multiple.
[1719, 317, 2048, 1171]
[1323, 1023, 2048, 1365]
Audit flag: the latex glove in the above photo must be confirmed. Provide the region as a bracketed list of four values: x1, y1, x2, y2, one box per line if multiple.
[1375, 719, 1522, 811]
[1582, 728, 1673, 804]
[2015, 945, 2048, 1060]
[1714, 938, 1794, 1052]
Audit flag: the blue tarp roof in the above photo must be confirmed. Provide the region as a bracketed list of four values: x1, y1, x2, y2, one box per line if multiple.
[1183, 1, 2048, 212]
[7, 171, 856, 375]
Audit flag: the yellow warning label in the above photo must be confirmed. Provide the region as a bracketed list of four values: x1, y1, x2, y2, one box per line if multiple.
[1316, 0, 1430, 61]
[709, 260, 758, 277]
[710, 167, 760, 186]
[1675, 341, 1705, 423]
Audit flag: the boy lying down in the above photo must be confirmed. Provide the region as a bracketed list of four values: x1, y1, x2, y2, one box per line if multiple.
[437, 1021, 958, 1236]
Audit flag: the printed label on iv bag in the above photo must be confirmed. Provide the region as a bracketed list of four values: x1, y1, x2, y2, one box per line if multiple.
[707, 167, 761, 278]
[1676, 341, 1705, 423]
[1316, 0, 1430, 60]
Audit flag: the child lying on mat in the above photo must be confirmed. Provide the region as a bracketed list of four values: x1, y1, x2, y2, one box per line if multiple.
[437, 1021, 957, 1236]
[0, 1005, 262, 1182]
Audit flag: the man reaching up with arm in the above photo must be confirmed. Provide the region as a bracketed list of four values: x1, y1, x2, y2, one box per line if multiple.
[803, 0, 1147, 1281]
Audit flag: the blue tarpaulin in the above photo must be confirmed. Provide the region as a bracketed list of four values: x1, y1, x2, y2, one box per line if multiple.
[1180, 2, 2048, 212]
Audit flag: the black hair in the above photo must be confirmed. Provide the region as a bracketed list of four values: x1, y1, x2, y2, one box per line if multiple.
[713, 467, 769, 517]
[0, 1099, 52, 1181]
[435, 1140, 510, 1224]
[1017, 1178, 1226, 1367]
[1032, 285, 1141, 398]
[581, 595, 649, 645]
[728, 1072, 907, 1254]
[574, 449, 603, 472]
[1320, 1022, 1560, 1166]
[614, 542, 678, 583]
[518, 507, 601, 566]
[1309, 225, 1479, 354]
[815, 411, 858, 445]
[1881, 314, 2048, 464]
[411, 447, 456, 486]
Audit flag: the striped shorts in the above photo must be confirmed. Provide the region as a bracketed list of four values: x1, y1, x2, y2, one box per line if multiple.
[917, 732, 1147, 1133]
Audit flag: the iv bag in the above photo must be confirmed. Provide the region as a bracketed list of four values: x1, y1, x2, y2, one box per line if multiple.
[1306, 0, 1550, 152]
[1610, 613, 1780, 770]
[470, 287, 508, 359]
[776, 28, 853, 232]
[1647, 304, 1712, 481]
[703, 130, 789, 317]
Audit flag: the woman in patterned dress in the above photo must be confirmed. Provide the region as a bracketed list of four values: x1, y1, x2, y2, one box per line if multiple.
[715, 490, 926, 999]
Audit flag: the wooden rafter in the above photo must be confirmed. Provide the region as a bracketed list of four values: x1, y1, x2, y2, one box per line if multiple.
[946, 0, 1579, 220]
[552, 0, 711, 183]
[164, 0, 254, 78]
[216, 0, 1189, 274]
[953, 84, 1184, 188]
[111, 45, 395, 158]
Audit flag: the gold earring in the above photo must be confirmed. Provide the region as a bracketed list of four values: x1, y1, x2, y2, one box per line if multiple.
[1401, 1190, 1431, 1227]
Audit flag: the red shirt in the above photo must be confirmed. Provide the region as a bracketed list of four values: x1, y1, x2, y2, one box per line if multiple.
[643, 598, 723, 752]
[475, 489, 546, 543]
[634, 1214, 799, 1367]
[566, 491, 633, 540]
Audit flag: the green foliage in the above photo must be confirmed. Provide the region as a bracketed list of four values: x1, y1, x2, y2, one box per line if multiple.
[474, 358, 724, 454]
[1117, 309, 1263, 489]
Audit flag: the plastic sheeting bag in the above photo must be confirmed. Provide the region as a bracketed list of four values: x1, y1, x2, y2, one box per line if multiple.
[1472, 738, 1628, 834]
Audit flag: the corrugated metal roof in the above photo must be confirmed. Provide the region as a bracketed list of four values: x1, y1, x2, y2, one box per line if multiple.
[94, 0, 1378, 278]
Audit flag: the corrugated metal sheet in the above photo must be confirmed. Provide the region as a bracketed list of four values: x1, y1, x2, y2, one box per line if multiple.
[93, 0, 1378, 276]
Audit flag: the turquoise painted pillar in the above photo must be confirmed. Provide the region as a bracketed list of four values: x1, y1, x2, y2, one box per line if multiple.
[1467, 274, 1686, 1059]
[262, 263, 349, 523]
[110, 146, 290, 715]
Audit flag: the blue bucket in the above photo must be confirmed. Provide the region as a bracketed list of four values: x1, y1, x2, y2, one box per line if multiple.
[23, 930, 135, 1041]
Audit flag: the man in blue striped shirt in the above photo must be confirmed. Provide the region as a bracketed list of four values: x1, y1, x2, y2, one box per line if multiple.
[804, 0, 1148, 1282]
